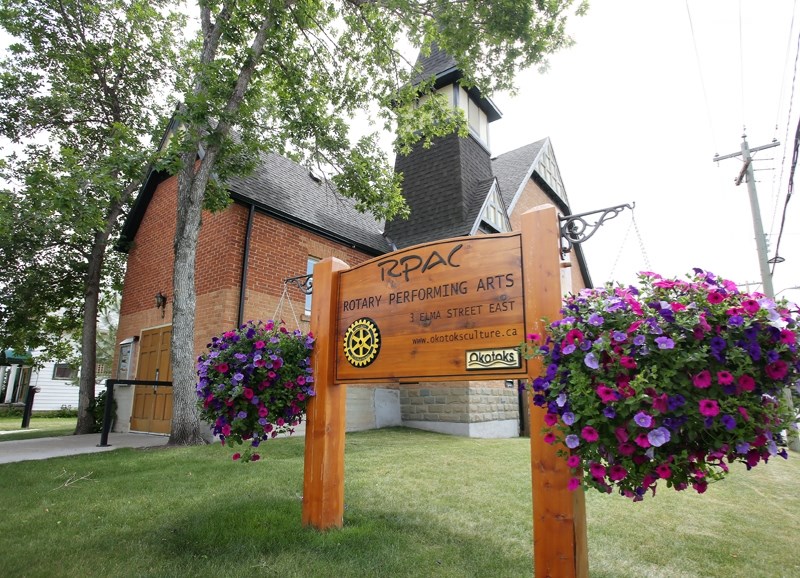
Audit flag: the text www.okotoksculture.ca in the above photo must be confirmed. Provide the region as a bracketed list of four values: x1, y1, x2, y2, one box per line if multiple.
[411, 327, 519, 345]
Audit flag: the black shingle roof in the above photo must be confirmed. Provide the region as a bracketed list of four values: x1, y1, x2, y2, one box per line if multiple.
[118, 150, 391, 255]
[491, 138, 548, 210]
[226, 152, 390, 254]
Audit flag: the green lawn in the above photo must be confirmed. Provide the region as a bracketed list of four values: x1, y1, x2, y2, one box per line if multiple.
[0, 428, 797, 577]
[0, 417, 76, 440]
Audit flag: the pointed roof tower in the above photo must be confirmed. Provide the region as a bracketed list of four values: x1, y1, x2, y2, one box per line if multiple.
[385, 44, 504, 248]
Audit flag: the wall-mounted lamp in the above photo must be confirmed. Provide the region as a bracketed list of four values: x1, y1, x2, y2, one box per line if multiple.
[155, 291, 167, 318]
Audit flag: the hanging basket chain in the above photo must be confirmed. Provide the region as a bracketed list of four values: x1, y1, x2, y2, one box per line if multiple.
[273, 283, 301, 328]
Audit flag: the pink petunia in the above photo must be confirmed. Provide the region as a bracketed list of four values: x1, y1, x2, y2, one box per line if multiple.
[543, 432, 557, 444]
[655, 463, 672, 479]
[692, 370, 712, 389]
[698, 399, 720, 417]
[254, 340, 266, 349]
[619, 356, 637, 369]
[250, 454, 261, 462]
[567, 477, 582, 491]
[707, 291, 725, 304]
[741, 299, 760, 315]
[737, 406, 751, 421]
[614, 426, 629, 443]
[232, 452, 241, 461]
[567, 455, 581, 468]
[716, 371, 734, 385]
[618, 442, 636, 456]
[765, 360, 788, 380]
[243, 387, 254, 400]
[543, 413, 558, 426]
[581, 426, 599, 443]
[589, 462, 606, 480]
[738, 374, 755, 392]
[608, 464, 628, 481]
[215, 362, 230, 374]
[634, 434, 651, 448]
[221, 424, 231, 436]
[596, 385, 617, 404]
[780, 329, 797, 345]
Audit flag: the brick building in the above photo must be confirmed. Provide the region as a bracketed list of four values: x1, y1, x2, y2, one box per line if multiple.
[113, 46, 591, 437]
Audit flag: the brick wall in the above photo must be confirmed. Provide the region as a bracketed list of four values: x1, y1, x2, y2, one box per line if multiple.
[116, 173, 376, 370]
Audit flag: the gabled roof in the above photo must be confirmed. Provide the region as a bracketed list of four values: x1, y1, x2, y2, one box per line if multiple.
[118, 150, 391, 255]
[492, 138, 570, 214]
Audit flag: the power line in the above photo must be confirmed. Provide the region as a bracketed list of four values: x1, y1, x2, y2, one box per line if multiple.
[685, 0, 718, 151]
[770, 115, 799, 276]
[770, 27, 800, 236]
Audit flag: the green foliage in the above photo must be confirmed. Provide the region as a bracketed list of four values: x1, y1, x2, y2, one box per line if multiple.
[89, 389, 117, 433]
[0, 0, 182, 356]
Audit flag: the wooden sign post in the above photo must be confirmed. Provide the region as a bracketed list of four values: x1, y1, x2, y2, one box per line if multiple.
[302, 205, 588, 577]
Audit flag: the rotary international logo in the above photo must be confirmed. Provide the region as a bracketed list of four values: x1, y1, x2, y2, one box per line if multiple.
[343, 318, 381, 367]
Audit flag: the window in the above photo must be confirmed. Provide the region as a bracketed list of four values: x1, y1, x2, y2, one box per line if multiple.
[52, 363, 76, 380]
[467, 98, 488, 144]
[305, 257, 320, 315]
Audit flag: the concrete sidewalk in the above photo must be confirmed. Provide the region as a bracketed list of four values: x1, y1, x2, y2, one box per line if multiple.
[0, 432, 169, 464]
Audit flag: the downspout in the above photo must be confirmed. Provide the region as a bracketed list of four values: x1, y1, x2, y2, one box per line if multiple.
[238, 204, 255, 327]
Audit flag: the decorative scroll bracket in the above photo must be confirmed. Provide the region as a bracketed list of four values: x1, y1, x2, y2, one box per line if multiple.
[285, 273, 313, 295]
[559, 203, 635, 257]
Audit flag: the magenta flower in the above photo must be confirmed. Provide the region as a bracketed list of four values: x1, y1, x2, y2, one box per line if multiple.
[716, 371, 733, 385]
[742, 299, 760, 315]
[589, 462, 606, 480]
[581, 426, 599, 442]
[619, 356, 636, 369]
[634, 434, 651, 448]
[215, 362, 230, 374]
[254, 340, 266, 349]
[780, 329, 797, 345]
[232, 452, 241, 461]
[543, 412, 558, 426]
[655, 463, 672, 479]
[567, 455, 581, 468]
[543, 432, 556, 444]
[698, 399, 720, 417]
[618, 442, 636, 456]
[692, 370, 712, 389]
[738, 374, 755, 392]
[608, 464, 628, 481]
[707, 291, 725, 304]
[243, 387, 254, 400]
[766, 360, 788, 380]
[567, 477, 582, 491]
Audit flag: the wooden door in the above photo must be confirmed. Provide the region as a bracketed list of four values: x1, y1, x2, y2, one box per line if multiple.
[130, 326, 173, 434]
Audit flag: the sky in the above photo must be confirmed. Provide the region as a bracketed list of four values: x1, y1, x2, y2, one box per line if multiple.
[2, 1, 797, 302]
[488, 0, 800, 303]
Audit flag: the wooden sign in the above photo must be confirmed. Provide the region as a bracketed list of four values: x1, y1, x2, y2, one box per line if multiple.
[335, 233, 528, 383]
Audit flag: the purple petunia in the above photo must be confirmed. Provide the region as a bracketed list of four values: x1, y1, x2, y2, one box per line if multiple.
[584, 352, 600, 369]
[634, 412, 653, 428]
[647, 427, 670, 447]
[654, 336, 675, 349]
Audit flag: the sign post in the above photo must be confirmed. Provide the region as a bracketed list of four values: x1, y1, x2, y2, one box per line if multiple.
[302, 205, 588, 577]
[302, 257, 349, 529]
[522, 205, 588, 578]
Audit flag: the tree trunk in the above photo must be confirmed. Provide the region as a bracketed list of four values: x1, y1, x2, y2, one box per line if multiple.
[74, 253, 99, 434]
[168, 155, 218, 446]
[74, 183, 137, 435]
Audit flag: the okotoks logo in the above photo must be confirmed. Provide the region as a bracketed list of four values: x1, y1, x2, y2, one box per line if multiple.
[343, 318, 381, 367]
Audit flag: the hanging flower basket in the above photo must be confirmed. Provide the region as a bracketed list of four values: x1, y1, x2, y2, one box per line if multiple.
[196, 320, 315, 462]
[525, 269, 800, 500]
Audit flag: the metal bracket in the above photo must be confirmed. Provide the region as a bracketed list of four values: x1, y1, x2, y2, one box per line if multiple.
[285, 273, 313, 295]
[559, 202, 634, 257]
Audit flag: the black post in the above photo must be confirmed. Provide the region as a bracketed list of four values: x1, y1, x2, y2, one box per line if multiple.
[97, 380, 116, 447]
[21, 386, 38, 428]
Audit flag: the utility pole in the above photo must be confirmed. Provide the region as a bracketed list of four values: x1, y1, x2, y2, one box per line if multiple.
[715, 133, 800, 454]
[713, 132, 780, 298]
